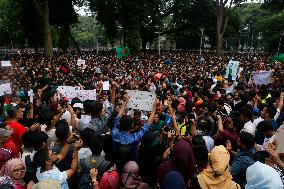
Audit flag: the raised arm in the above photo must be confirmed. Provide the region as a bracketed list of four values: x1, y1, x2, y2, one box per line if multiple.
[66, 139, 82, 179]
[67, 104, 76, 130]
[148, 99, 159, 125]
[216, 115, 224, 133]
[117, 94, 129, 118]
[110, 81, 116, 104]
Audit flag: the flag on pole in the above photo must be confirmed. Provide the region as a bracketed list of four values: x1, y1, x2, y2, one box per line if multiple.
[116, 47, 130, 58]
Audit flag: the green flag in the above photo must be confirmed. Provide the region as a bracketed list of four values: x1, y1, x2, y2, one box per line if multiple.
[116, 46, 130, 58]
[271, 54, 284, 63]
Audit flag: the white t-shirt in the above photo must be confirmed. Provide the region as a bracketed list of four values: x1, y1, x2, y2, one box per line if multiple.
[78, 148, 92, 161]
[36, 166, 68, 189]
[61, 111, 80, 129]
[78, 115, 92, 131]
[41, 124, 56, 146]
[241, 121, 256, 136]
[253, 117, 264, 128]
[202, 135, 214, 153]
[21, 150, 35, 163]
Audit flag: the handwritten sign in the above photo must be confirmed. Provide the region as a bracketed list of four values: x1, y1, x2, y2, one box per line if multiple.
[1, 61, 11, 67]
[77, 59, 86, 67]
[225, 60, 239, 81]
[127, 90, 156, 111]
[0, 83, 12, 96]
[103, 81, 110, 91]
[251, 71, 272, 85]
[57, 86, 96, 101]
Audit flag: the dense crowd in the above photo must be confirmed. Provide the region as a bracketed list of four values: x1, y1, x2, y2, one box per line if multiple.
[0, 50, 283, 189]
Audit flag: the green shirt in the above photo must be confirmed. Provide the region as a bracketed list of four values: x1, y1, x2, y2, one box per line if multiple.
[150, 120, 165, 132]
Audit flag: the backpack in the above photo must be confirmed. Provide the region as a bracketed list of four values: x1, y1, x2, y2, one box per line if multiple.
[79, 155, 111, 178]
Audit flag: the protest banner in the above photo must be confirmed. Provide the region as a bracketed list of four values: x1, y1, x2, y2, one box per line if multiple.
[1, 61, 11, 67]
[103, 81, 110, 91]
[0, 83, 12, 96]
[251, 71, 272, 85]
[225, 60, 239, 80]
[77, 90, 97, 101]
[126, 90, 156, 111]
[77, 59, 86, 68]
[57, 86, 96, 102]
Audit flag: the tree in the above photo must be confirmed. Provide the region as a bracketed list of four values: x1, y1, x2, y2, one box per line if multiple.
[216, 0, 244, 55]
[31, 0, 53, 57]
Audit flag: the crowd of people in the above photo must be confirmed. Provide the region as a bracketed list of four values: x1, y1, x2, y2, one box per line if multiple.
[0, 50, 283, 189]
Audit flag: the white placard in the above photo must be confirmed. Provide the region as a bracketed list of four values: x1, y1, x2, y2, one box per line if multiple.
[275, 124, 284, 154]
[77, 90, 97, 101]
[251, 71, 272, 85]
[77, 59, 86, 67]
[57, 86, 77, 99]
[0, 83, 12, 95]
[1, 61, 11, 67]
[103, 81, 110, 91]
[127, 90, 156, 111]
[225, 60, 239, 80]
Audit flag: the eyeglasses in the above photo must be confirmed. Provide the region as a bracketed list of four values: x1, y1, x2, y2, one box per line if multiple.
[12, 168, 25, 173]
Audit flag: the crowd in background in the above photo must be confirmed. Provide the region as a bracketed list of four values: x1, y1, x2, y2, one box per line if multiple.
[0, 50, 283, 189]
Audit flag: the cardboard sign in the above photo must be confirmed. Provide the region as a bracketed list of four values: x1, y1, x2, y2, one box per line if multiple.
[275, 124, 284, 154]
[225, 60, 239, 81]
[77, 90, 97, 101]
[127, 90, 156, 111]
[251, 71, 272, 85]
[0, 83, 12, 96]
[77, 59, 86, 67]
[103, 81, 110, 91]
[1, 61, 11, 67]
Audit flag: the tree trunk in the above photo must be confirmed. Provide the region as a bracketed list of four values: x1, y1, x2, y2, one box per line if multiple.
[217, 32, 224, 55]
[42, 0, 53, 57]
[216, 0, 229, 56]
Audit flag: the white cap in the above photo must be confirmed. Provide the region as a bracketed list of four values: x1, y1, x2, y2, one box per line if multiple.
[73, 103, 83, 109]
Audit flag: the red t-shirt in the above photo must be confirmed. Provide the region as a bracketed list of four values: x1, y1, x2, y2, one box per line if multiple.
[6, 121, 26, 152]
[3, 139, 19, 157]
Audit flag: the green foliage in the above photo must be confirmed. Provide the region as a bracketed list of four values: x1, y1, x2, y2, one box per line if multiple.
[126, 22, 142, 53]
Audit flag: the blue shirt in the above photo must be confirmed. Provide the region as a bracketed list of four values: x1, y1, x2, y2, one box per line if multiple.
[112, 117, 150, 145]
[112, 117, 150, 160]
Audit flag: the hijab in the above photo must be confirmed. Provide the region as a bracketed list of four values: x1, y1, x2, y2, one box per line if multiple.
[178, 97, 186, 112]
[0, 158, 26, 189]
[158, 139, 197, 184]
[161, 171, 187, 189]
[245, 161, 283, 189]
[197, 146, 240, 189]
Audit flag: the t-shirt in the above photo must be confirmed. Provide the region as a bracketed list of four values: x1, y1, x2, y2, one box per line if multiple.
[36, 166, 68, 189]
[6, 121, 26, 151]
[202, 136, 214, 153]
[78, 115, 92, 131]
[3, 139, 19, 157]
[241, 121, 256, 136]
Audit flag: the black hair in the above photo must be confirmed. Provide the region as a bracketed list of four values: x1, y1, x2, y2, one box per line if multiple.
[37, 107, 55, 127]
[258, 121, 274, 133]
[266, 107, 277, 119]
[71, 97, 82, 106]
[80, 128, 96, 146]
[0, 184, 15, 189]
[90, 102, 103, 117]
[32, 131, 48, 151]
[33, 148, 49, 170]
[239, 132, 255, 149]
[6, 106, 17, 118]
[120, 115, 133, 131]
[240, 108, 253, 121]
[191, 135, 206, 146]
[192, 144, 208, 169]
[89, 134, 104, 156]
[83, 100, 95, 115]
[115, 145, 132, 174]
[55, 120, 69, 141]
[21, 131, 34, 149]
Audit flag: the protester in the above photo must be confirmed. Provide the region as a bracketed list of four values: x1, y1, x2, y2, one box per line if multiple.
[0, 50, 283, 188]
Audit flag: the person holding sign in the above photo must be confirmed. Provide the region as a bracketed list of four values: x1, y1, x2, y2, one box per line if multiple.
[112, 94, 159, 160]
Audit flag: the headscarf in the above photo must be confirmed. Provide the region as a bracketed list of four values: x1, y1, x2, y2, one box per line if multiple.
[197, 146, 240, 189]
[245, 161, 283, 189]
[0, 158, 26, 189]
[178, 97, 186, 112]
[32, 179, 61, 189]
[158, 139, 197, 184]
[161, 171, 187, 189]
